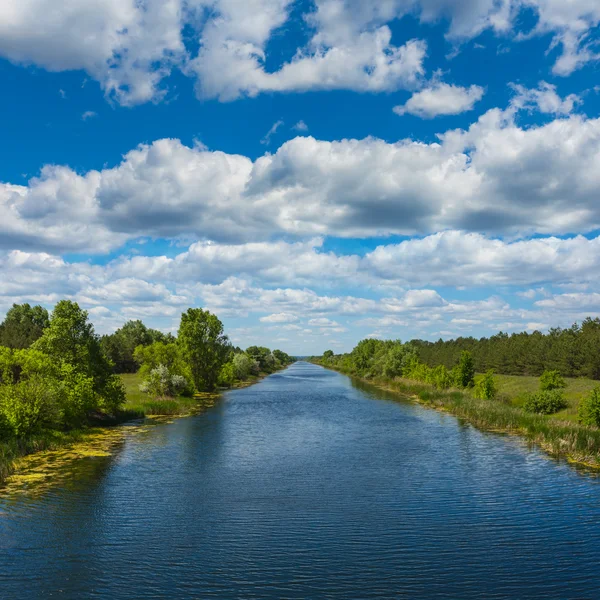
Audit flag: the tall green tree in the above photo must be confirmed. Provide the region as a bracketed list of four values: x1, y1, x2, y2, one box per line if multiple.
[0, 303, 49, 349]
[32, 300, 124, 414]
[178, 309, 231, 391]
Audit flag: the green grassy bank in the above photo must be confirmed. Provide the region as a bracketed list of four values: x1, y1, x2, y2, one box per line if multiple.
[0, 369, 275, 486]
[319, 364, 600, 470]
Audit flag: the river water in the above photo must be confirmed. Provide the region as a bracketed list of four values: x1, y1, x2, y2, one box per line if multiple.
[1, 362, 600, 599]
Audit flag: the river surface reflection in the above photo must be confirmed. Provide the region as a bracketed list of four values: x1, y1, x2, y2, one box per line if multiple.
[1, 362, 600, 599]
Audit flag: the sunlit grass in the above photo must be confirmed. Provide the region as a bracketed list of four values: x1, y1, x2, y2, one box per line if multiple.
[475, 373, 598, 423]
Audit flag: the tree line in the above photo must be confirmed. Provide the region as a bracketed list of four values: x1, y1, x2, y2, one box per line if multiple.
[0, 302, 294, 439]
[409, 319, 600, 379]
[317, 332, 600, 426]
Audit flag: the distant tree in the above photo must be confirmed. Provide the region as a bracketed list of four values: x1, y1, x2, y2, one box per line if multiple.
[218, 362, 236, 388]
[578, 386, 600, 428]
[232, 353, 259, 380]
[178, 309, 231, 391]
[273, 349, 293, 365]
[474, 370, 497, 400]
[0, 303, 49, 349]
[101, 320, 171, 373]
[323, 350, 334, 360]
[455, 351, 475, 388]
[246, 346, 276, 372]
[539, 370, 566, 392]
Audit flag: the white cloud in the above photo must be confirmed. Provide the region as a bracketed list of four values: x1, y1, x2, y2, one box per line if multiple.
[293, 120, 308, 132]
[0, 0, 185, 106]
[261, 120, 284, 146]
[394, 82, 485, 118]
[308, 318, 340, 327]
[510, 81, 582, 115]
[2, 106, 600, 255]
[0, 0, 598, 107]
[81, 111, 98, 121]
[260, 312, 299, 323]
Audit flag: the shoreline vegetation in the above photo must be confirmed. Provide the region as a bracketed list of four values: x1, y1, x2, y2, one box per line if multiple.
[312, 331, 600, 470]
[0, 301, 294, 486]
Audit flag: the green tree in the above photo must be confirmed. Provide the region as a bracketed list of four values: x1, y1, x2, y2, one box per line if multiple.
[474, 370, 497, 400]
[0, 303, 49, 349]
[32, 300, 124, 415]
[246, 346, 276, 372]
[273, 349, 293, 365]
[232, 353, 259, 380]
[218, 362, 236, 388]
[178, 308, 231, 391]
[323, 350, 334, 361]
[455, 351, 475, 388]
[578, 386, 600, 427]
[539, 370, 566, 392]
[101, 320, 171, 373]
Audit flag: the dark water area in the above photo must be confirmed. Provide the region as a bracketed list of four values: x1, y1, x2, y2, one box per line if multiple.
[2, 362, 600, 599]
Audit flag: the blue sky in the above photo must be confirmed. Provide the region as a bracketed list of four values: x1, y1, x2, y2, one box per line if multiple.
[1, 0, 600, 354]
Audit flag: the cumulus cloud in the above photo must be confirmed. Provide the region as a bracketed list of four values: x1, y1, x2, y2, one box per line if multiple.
[0, 0, 185, 105]
[4, 108, 600, 253]
[510, 81, 582, 115]
[394, 82, 485, 118]
[1, 0, 595, 106]
[4, 240, 600, 346]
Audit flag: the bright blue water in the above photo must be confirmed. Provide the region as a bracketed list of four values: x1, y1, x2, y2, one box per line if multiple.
[1, 362, 600, 599]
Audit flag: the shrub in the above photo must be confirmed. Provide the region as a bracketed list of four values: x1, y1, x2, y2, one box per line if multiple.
[524, 390, 568, 415]
[539, 370, 566, 392]
[431, 365, 453, 390]
[58, 366, 97, 426]
[232, 353, 259, 380]
[0, 376, 60, 436]
[578, 386, 600, 428]
[474, 370, 497, 400]
[98, 375, 126, 414]
[455, 351, 475, 388]
[139, 364, 189, 399]
[218, 362, 236, 388]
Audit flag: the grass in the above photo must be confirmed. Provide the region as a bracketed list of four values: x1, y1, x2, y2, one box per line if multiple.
[119, 372, 213, 416]
[476, 373, 598, 422]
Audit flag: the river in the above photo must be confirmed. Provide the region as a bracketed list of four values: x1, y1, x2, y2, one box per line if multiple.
[1, 362, 600, 599]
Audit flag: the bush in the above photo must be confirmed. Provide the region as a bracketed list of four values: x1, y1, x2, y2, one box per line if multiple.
[0, 376, 60, 436]
[58, 366, 97, 426]
[455, 351, 475, 388]
[218, 362, 236, 388]
[474, 370, 497, 400]
[578, 386, 600, 427]
[139, 364, 190, 399]
[539, 370, 566, 392]
[232, 353, 259, 380]
[431, 365, 453, 390]
[524, 390, 568, 415]
[98, 375, 126, 414]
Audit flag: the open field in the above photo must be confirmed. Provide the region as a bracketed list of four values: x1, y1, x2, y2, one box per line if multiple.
[478, 373, 599, 423]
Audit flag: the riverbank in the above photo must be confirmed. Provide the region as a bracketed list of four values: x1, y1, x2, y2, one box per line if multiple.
[0, 368, 284, 487]
[315, 363, 600, 470]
